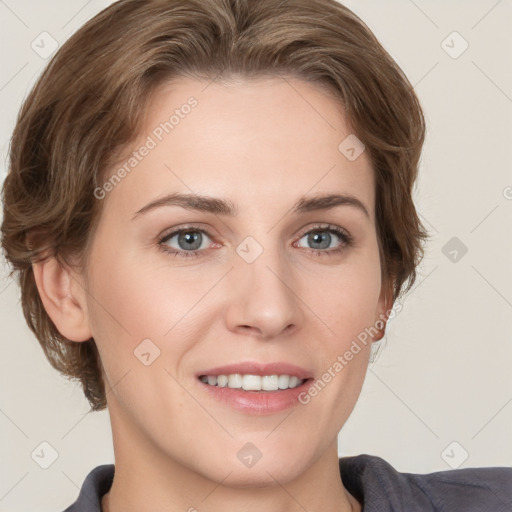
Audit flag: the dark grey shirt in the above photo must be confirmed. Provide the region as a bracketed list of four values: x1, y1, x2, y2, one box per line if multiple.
[63, 454, 512, 511]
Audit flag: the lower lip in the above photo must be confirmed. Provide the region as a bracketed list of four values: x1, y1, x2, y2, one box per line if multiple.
[198, 378, 315, 415]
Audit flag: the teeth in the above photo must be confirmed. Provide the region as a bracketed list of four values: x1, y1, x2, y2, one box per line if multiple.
[262, 375, 279, 391]
[228, 374, 242, 388]
[199, 374, 305, 391]
[217, 375, 228, 387]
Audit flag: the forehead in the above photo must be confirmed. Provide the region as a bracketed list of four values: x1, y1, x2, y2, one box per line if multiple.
[100, 75, 375, 221]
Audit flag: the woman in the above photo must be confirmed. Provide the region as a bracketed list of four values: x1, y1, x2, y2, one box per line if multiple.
[1, 0, 511, 511]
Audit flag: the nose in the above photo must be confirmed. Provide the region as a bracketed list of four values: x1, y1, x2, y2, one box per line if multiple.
[224, 243, 304, 340]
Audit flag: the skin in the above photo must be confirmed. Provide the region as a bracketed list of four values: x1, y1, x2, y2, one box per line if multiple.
[33, 76, 392, 512]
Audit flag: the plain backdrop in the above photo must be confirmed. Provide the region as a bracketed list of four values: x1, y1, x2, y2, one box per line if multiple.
[1, 1, 511, 511]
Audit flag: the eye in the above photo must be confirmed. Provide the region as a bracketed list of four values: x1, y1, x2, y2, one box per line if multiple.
[157, 223, 353, 259]
[294, 225, 353, 255]
[158, 226, 214, 258]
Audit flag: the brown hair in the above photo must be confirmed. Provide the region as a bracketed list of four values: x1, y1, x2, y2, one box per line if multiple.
[1, 0, 428, 411]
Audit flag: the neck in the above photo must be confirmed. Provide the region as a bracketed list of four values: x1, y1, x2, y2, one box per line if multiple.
[101, 403, 360, 512]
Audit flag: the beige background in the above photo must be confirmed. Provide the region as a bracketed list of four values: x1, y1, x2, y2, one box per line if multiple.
[1, 1, 511, 510]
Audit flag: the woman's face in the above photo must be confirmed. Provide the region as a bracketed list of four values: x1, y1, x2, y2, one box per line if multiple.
[80, 76, 390, 484]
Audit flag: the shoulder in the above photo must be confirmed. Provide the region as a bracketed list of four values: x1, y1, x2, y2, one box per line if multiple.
[339, 453, 512, 512]
[62, 464, 114, 512]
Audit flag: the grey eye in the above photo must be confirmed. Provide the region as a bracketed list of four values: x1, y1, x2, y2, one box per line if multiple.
[163, 230, 211, 251]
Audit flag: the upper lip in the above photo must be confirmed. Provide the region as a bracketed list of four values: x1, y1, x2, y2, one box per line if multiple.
[196, 361, 314, 380]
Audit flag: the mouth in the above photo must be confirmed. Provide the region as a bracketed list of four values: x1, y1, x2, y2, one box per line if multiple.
[198, 373, 312, 391]
[194, 361, 315, 414]
[195, 361, 314, 388]
[196, 374, 315, 415]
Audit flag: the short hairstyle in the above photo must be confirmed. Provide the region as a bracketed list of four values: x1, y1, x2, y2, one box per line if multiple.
[1, 0, 428, 411]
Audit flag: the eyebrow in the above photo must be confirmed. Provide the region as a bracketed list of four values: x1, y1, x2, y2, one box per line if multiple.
[131, 192, 370, 220]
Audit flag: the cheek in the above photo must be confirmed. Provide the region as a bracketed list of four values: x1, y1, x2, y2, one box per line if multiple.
[308, 242, 383, 343]
[84, 250, 221, 368]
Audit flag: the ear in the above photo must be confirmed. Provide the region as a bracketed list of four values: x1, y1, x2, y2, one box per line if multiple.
[372, 282, 394, 342]
[32, 256, 92, 342]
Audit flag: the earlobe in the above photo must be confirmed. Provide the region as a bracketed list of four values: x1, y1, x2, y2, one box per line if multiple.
[32, 257, 92, 342]
[373, 285, 393, 342]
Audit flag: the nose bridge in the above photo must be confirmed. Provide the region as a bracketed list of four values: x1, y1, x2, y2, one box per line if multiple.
[225, 233, 302, 337]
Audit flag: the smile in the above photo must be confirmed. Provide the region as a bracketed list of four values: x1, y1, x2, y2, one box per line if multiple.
[199, 373, 305, 391]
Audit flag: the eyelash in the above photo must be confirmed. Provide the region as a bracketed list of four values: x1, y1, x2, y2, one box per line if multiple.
[157, 223, 354, 259]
